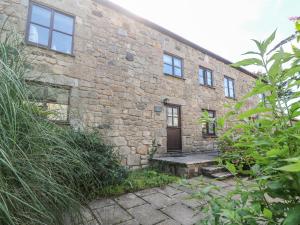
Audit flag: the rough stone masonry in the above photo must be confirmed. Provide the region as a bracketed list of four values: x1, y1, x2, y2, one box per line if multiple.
[0, 0, 258, 168]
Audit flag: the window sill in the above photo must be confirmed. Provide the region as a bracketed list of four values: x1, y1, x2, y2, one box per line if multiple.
[164, 73, 186, 80]
[26, 41, 75, 57]
[225, 96, 237, 100]
[200, 84, 215, 89]
[203, 134, 218, 139]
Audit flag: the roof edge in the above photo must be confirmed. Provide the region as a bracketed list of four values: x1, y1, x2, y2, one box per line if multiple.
[97, 0, 257, 79]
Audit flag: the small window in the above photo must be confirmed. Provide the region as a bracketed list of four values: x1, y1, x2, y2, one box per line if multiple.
[26, 2, 75, 54]
[163, 53, 183, 77]
[27, 82, 70, 123]
[199, 67, 213, 87]
[202, 110, 216, 136]
[224, 76, 235, 98]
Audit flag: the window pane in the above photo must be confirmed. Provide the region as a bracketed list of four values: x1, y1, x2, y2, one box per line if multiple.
[51, 31, 72, 54]
[163, 54, 172, 65]
[228, 80, 234, 89]
[225, 86, 229, 97]
[53, 12, 74, 35]
[207, 70, 212, 86]
[229, 88, 234, 98]
[28, 83, 45, 101]
[164, 64, 173, 75]
[167, 107, 173, 117]
[224, 78, 228, 88]
[199, 68, 205, 85]
[173, 117, 178, 127]
[28, 24, 49, 46]
[31, 5, 51, 27]
[47, 103, 68, 121]
[208, 122, 215, 134]
[208, 111, 214, 118]
[167, 116, 173, 126]
[173, 58, 182, 68]
[173, 108, 178, 116]
[174, 67, 182, 77]
[47, 86, 69, 104]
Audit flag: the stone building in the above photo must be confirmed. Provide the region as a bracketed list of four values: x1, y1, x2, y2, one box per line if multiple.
[1, 0, 258, 168]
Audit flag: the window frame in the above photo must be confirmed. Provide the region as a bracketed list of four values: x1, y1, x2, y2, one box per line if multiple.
[163, 52, 184, 78]
[27, 80, 71, 124]
[202, 109, 217, 137]
[26, 1, 75, 55]
[224, 76, 235, 99]
[199, 66, 214, 87]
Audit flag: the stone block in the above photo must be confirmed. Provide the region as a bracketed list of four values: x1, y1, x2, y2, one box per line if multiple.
[115, 193, 146, 209]
[161, 203, 205, 225]
[128, 204, 168, 225]
[127, 154, 141, 166]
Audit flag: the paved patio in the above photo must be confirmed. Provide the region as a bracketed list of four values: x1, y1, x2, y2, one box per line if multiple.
[81, 176, 241, 225]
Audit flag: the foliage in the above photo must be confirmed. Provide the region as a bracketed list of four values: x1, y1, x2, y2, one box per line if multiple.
[65, 129, 128, 200]
[201, 21, 300, 224]
[0, 25, 126, 225]
[97, 169, 179, 197]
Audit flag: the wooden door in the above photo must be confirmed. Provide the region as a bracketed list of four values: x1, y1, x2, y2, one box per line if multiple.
[166, 105, 182, 152]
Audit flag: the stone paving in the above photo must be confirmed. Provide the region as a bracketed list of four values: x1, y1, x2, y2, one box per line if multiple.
[81, 176, 240, 225]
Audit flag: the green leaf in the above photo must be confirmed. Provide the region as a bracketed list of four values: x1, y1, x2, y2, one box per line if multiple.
[242, 51, 261, 56]
[231, 58, 262, 68]
[237, 107, 271, 120]
[283, 205, 300, 225]
[263, 208, 273, 219]
[226, 162, 237, 175]
[295, 21, 300, 32]
[292, 45, 300, 58]
[262, 30, 276, 53]
[284, 157, 300, 163]
[252, 39, 264, 54]
[277, 162, 300, 172]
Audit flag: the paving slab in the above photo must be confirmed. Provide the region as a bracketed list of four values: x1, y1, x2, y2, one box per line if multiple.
[142, 192, 176, 209]
[128, 204, 168, 225]
[162, 203, 205, 225]
[88, 199, 115, 210]
[94, 204, 132, 225]
[135, 188, 158, 197]
[115, 193, 146, 209]
[157, 185, 183, 197]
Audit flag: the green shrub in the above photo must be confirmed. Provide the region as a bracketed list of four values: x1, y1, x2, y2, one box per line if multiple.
[65, 129, 128, 199]
[200, 21, 300, 224]
[98, 169, 179, 197]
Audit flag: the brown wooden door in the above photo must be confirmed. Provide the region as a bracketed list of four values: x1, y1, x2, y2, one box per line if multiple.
[166, 105, 182, 152]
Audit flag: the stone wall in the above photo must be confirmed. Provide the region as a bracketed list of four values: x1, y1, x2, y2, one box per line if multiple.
[0, 0, 258, 168]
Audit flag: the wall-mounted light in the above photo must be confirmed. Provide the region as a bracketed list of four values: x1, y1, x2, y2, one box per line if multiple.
[163, 98, 169, 105]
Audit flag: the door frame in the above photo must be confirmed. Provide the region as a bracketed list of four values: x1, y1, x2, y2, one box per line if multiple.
[166, 103, 182, 152]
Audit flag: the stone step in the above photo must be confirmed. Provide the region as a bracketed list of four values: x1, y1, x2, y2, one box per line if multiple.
[210, 172, 234, 180]
[201, 166, 225, 175]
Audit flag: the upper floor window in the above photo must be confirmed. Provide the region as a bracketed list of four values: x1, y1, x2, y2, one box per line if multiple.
[26, 2, 75, 55]
[202, 110, 216, 136]
[199, 67, 213, 87]
[163, 53, 183, 77]
[224, 76, 235, 98]
[27, 82, 71, 123]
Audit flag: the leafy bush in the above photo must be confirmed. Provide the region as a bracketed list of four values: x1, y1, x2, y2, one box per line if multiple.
[65, 129, 127, 199]
[201, 22, 300, 224]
